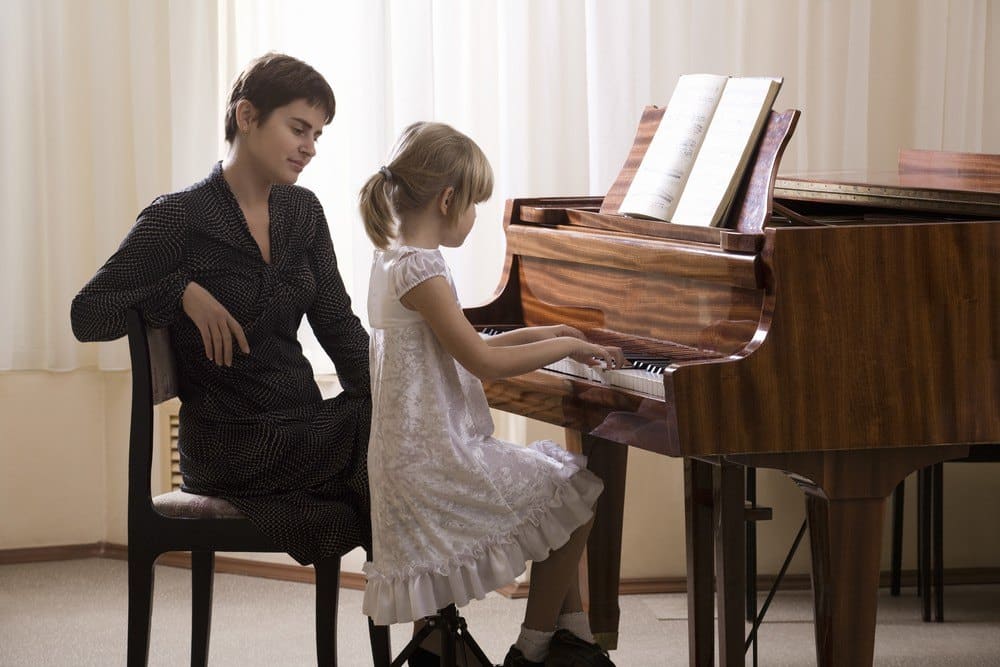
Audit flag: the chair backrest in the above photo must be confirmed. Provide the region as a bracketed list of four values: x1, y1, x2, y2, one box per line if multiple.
[125, 309, 179, 512]
[126, 309, 179, 406]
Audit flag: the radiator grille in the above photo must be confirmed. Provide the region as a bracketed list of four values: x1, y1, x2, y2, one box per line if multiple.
[158, 399, 182, 491]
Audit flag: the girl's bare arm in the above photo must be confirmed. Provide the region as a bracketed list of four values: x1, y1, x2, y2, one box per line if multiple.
[483, 324, 587, 347]
[402, 277, 624, 381]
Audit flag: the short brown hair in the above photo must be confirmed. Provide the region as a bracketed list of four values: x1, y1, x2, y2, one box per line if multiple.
[224, 52, 335, 143]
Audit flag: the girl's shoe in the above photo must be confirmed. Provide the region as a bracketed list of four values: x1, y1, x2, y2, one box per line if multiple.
[502, 646, 544, 667]
[544, 629, 616, 666]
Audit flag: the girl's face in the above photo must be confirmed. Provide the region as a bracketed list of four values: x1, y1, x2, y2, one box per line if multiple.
[441, 202, 477, 248]
[243, 98, 327, 185]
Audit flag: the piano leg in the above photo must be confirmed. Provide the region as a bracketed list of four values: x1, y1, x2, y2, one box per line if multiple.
[714, 461, 747, 666]
[567, 430, 628, 651]
[732, 445, 968, 667]
[804, 492, 884, 666]
[684, 457, 747, 667]
[684, 458, 714, 667]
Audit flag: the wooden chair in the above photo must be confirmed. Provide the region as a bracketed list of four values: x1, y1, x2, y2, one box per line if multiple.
[889, 445, 1000, 622]
[124, 308, 391, 666]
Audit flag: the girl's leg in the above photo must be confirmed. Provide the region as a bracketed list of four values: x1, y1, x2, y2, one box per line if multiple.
[523, 516, 594, 630]
[552, 563, 597, 642]
[508, 517, 593, 663]
[560, 566, 583, 614]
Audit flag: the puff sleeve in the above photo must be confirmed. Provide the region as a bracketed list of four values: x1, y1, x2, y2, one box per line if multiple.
[388, 249, 450, 300]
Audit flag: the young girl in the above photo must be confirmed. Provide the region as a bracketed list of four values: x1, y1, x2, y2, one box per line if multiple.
[359, 121, 620, 667]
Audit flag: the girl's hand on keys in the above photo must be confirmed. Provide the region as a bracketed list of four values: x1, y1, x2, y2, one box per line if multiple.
[569, 342, 626, 369]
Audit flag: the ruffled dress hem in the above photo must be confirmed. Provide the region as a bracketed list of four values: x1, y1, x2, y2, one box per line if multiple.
[361, 441, 603, 625]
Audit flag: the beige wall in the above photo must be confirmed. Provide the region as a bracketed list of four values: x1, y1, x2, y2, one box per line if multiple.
[2, 371, 999, 581]
[2, 371, 110, 547]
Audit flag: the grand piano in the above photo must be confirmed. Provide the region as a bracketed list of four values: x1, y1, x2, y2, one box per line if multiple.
[464, 106, 1000, 667]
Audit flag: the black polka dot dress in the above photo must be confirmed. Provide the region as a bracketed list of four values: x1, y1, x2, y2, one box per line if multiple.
[71, 162, 372, 564]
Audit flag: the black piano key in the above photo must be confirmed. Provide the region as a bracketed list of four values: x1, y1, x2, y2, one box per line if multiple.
[478, 326, 719, 373]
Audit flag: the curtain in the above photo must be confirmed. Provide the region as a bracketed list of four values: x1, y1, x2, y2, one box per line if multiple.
[3, 0, 999, 372]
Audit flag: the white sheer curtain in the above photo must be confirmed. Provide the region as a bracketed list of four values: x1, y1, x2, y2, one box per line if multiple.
[0, 0, 218, 371]
[3, 0, 999, 372]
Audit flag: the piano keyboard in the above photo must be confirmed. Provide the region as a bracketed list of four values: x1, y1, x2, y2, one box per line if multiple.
[544, 356, 667, 398]
[480, 328, 673, 399]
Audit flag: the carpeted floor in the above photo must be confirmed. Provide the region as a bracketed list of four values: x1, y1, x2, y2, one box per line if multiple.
[1, 558, 998, 666]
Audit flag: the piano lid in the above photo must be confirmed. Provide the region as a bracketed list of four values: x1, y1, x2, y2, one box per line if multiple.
[776, 150, 1000, 217]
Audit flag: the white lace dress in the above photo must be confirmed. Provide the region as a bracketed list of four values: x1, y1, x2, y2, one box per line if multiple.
[361, 246, 604, 625]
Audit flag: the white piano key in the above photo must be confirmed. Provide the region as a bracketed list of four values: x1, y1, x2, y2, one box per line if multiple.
[542, 358, 665, 399]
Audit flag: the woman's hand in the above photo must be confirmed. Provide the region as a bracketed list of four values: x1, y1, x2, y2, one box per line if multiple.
[182, 281, 250, 366]
[569, 342, 626, 369]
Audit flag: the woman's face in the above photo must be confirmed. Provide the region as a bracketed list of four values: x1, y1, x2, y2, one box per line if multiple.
[244, 98, 327, 185]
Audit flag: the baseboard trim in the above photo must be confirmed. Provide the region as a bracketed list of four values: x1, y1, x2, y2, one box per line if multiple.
[4, 543, 1000, 597]
[497, 568, 1000, 599]
[0, 542, 108, 564]
[496, 575, 808, 599]
[0, 542, 368, 590]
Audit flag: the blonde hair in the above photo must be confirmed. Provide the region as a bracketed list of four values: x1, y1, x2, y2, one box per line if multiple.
[359, 122, 494, 249]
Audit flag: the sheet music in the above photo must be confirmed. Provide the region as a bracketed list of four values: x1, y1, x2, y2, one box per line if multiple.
[671, 76, 781, 227]
[618, 74, 728, 221]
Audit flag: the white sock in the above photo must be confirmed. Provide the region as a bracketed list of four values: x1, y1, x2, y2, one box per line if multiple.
[556, 611, 595, 643]
[515, 625, 554, 662]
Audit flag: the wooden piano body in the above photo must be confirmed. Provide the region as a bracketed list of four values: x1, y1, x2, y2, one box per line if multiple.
[465, 104, 1000, 667]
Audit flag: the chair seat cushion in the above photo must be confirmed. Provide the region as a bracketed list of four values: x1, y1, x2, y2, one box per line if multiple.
[153, 490, 246, 519]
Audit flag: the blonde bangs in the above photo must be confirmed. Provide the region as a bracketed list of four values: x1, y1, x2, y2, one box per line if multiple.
[465, 143, 494, 204]
[444, 135, 494, 225]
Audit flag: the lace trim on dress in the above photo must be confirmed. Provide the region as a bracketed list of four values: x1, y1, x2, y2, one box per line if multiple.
[389, 248, 449, 300]
[361, 441, 603, 625]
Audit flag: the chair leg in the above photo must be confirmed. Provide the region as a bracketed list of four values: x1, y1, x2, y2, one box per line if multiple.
[932, 463, 944, 622]
[368, 619, 392, 667]
[745, 467, 758, 621]
[191, 551, 215, 667]
[890, 480, 905, 596]
[127, 549, 157, 667]
[916, 472, 923, 592]
[918, 467, 932, 622]
[315, 558, 341, 666]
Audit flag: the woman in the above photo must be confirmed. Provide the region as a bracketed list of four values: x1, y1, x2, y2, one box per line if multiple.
[71, 53, 371, 565]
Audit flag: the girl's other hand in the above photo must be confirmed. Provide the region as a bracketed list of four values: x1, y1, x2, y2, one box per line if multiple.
[569, 342, 626, 369]
[548, 324, 588, 341]
[182, 281, 250, 366]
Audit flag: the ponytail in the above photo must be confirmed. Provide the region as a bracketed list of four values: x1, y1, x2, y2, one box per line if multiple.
[359, 170, 396, 249]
